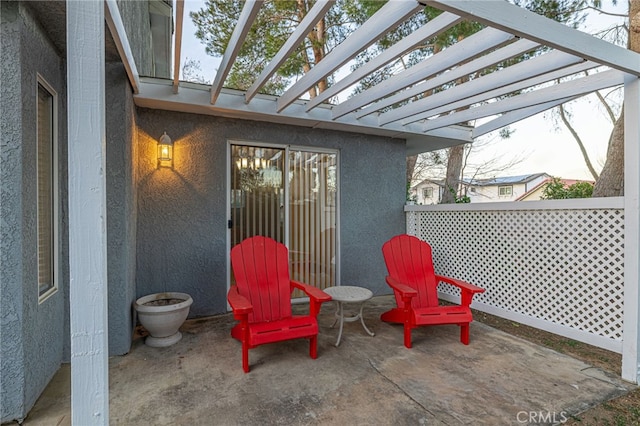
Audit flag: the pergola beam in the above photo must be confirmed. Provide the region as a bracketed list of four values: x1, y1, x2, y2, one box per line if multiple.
[276, 0, 422, 112]
[172, 0, 184, 94]
[391, 51, 591, 126]
[427, 0, 640, 77]
[104, 0, 140, 94]
[472, 97, 576, 138]
[356, 38, 540, 120]
[332, 27, 514, 119]
[421, 69, 624, 132]
[304, 11, 462, 111]
[210, 0, 262, 104]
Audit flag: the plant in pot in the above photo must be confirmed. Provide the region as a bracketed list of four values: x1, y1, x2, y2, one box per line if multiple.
[134, 292, 193, 347]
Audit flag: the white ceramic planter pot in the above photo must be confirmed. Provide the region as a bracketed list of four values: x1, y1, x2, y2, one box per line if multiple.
[134, 292, 193, 348]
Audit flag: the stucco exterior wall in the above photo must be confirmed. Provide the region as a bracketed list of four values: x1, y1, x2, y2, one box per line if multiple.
[106, 63, 138, 355]
[135, 109, 406, 316]
[1, 3, 68, 422]
[116, 0, 153, 77]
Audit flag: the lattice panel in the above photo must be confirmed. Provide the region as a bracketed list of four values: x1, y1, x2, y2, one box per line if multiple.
[408, 208, 624, 342]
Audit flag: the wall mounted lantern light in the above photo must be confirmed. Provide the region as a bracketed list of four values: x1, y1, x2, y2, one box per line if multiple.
[157, 131, 173, 168]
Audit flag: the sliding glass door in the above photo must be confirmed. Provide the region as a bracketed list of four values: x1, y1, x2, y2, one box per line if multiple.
[229, 143, 338, 293]
[288, 150, 337, 291]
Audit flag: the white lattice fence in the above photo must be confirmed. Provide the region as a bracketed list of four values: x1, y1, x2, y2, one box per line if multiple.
[406, 198, 625, 353]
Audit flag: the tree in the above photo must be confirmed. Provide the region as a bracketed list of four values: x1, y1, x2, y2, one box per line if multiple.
[593, 0, 639, 197]
[546, 3, 627, 191]
[190, 0, 385, 97]
[541, 177, 594, 199]
[182, 58, 211, 85]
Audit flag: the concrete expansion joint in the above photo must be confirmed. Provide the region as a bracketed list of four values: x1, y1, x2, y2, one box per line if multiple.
[365, 357, 437, 419]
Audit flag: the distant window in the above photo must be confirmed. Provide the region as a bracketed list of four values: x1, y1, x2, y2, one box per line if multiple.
[422, 187, 433, 199]
[37, 76, 58, 302]
[470, 187, 476, 193]
[498, 185, 513, 196]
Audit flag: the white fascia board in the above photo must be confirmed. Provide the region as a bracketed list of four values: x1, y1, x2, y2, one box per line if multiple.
[304, 11, 463, 111]
[427, 0, 640, 76]
[276, 0, 422, 112]
[369, 38, 540, 123]
[332, 27, 515, 119]
[135, 79, 470, 147]
[105, 0, 141, 94]
[172, 0, 184, 94]
[245, 0, 336, 103]
[398, 50, 590, 125]
[471, 96, 577, 138]
[210, 0, 262, 104]
[422, 68, 625, 132]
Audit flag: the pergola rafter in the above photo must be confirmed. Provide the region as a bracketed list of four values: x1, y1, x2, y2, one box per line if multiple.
[137, 0, 640, 154]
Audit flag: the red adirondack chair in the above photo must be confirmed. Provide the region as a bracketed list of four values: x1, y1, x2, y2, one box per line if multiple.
[381, 234, 485, 348]
[228, 236, 332, 372]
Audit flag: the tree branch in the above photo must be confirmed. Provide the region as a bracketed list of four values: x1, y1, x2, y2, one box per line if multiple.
[558, 104, 599, 180]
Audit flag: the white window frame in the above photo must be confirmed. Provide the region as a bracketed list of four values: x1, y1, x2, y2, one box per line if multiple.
[423, 187, 433, 199]
[498, 185, 513, 197]
[37, 74, 59, 303]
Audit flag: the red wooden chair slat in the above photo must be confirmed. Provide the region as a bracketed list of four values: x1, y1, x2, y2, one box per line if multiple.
[381, 234, 485, 348]
[228, 236, 331, 372]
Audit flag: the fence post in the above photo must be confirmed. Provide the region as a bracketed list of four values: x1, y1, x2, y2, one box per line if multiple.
[622, 74, 640, 384]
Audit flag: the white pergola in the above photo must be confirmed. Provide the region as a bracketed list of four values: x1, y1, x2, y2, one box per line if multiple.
[69, 0, 640, 423]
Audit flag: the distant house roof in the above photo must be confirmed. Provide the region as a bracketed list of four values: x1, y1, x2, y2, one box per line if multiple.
[463, 173, 550, 187]
[515, 177, 595, 201]
[411, 178, 444, 190]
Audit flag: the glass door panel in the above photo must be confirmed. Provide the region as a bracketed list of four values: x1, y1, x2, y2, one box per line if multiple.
[288, 150, 337, 292]
[230, 144, 285, 249]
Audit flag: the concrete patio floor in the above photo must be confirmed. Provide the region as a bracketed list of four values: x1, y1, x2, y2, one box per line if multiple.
[19, 296, 634, 425]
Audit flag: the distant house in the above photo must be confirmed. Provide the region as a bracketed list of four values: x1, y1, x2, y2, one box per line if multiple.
[411, 179, 444, 204]
[463, 173, 552, 203]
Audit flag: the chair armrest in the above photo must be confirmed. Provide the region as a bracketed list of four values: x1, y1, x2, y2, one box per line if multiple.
[227, 286, 253, 317]
[385, 276, 418, 298]
[291, 280, 332, 303]
[435, 275, 485, 294]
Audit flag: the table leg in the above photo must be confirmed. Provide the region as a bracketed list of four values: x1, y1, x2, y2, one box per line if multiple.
[358, 304, 375, 336]
[335, 301, 345, 346]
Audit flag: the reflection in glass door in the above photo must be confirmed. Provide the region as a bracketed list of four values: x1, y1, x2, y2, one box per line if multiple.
[230, 145, 285, 247]
[229, 143, 338, 292]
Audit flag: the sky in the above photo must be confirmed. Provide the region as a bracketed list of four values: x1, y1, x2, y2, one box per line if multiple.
[176, 1, 628, 182]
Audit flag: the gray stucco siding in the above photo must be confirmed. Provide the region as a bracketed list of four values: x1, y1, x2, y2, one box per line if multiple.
[135, 109, 405, 317]
[1, 2, 27, 422]
[1, 3, 68, 422]
[106, 63, 138, 356]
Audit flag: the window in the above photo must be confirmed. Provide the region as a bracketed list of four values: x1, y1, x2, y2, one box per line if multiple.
[498, 185, 513, 196]
[37, 76, 58, 302]
[422, 187, 433, 199]
[470, 187, 476, 193]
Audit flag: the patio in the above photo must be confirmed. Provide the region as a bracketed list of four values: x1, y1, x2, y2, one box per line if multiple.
[21, 296, 633, 425]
